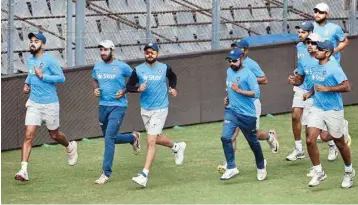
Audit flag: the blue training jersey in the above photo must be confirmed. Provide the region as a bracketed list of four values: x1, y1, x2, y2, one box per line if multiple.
[226, 67, 260, 117]
[243, 57, 265, 78]
[313, 21, 346, 63]
[296, 42, 312, 91]
[25, 53, 65, 104]
[135, 62, 170, 110]
[92, 59, 132, 107]
[307, 59, 347, 111]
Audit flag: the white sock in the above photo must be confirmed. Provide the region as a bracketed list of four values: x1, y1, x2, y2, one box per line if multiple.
[295, 140, 303, 152]
[345, 164, 353, 173]
[172, 142, 180, 152]
[142, 169, 149, 177]
[21, 161, 28, 171]
[328, 140, 335, 147]
[313, 164, 323, 172]
[267, 132, 274, 143]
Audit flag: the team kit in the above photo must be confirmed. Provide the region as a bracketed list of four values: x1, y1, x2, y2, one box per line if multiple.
[15, 3, 354, 189]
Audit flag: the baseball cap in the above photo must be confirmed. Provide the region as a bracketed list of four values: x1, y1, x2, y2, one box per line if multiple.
[226, 48, 244, 60]
[314, 3, 330, 13]
[295, 21, 314, 31]
[99, 40, 115, 49]
[144, 42, 159, 51]
[28, 32, 46, 44]
[307, 33, 323, 42]
[231, 39, 249, 48]
[317, 40, 334, 52]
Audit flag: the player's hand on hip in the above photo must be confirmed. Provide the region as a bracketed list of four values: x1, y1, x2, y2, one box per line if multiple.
[34, 65, 43, 79]
[94, 88, 101, 97]
[231, 83, 240, 93]
[168, 87, 177, 97]
[23, 84, 30, 94]
[315, 84, 329, 92]
[224, 96, 229, 106]
[115, 89, 126, 99]
[138, 81, 147, 92]
[287, 75, 295, 84]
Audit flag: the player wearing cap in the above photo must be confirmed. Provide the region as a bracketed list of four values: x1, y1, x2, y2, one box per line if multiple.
[126, 42, 186, 187]
[288, 40, 355, 188]
[92, 40, 141, 184]
[288, 34, 352, 176]
[216, 39, 278, 174]
[15, 33, 78, 181]
[220, 48, 267, 181]
[313, 2, 349, 63]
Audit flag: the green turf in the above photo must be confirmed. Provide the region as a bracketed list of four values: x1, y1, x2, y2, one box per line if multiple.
[2, 105, 358, 204]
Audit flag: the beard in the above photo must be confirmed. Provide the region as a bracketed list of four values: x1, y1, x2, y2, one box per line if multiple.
[230, 65, 239, 71]
[29, 45, 41, 55]
[145, 57, 157, 64]
[315, 16, 326, 24]
[101, 52, 113, 62]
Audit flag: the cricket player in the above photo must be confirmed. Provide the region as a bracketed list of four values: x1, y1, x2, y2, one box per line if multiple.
[126, 42, 186, 188]
[220, 48, 267, 181]
[15, 32, 78, 181]
[92, 40, 141, 184]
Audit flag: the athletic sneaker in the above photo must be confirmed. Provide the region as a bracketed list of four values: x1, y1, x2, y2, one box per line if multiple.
[132, 131, 141, 155]
[220, 168, 239, 180]
[328, 146, 338, 161]
[257, 159, 267, 181]
[95, 173, 109, 184]
[342, 168, 355, 188]
[286, 149, 305, 161]
[268, 130, 279, 153]
[132, 172, 148, 187]
[174, 142, 187, 165]
[15, 169, 29, 181]
[67, 141, 78, 166]
[217, 161, 227, 174]
[309, 170, 327, 187]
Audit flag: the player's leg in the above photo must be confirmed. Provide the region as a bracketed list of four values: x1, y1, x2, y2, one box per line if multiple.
[217, 127, 239, 174]
[15, 100, 41, 181]
[219, 109, 239, 180]
[325, 110, 355, 188]
[287, 87, 306, 161]
[306, 107, 327, 187]
[156, 134, 186, 165]
[326, 118, 351, 161]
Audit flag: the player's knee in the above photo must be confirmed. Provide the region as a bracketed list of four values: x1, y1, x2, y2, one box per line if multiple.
[221, 135, 232, 143]
[292, 112, 301, 122]
[306, 136, 315, 146]
[334, 139, 345, 149]
[147, 137, 156, 147]
[48, 129, 59, 140]
[24, 131, 35, 143]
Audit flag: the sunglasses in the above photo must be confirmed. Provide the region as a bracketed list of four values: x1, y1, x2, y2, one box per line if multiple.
[228, 59, 239, 63]
[314, 10, 326, 15]
[144, 51, 157, 55]
[317, 47, 329, 52]
[306, 40, 317, 46]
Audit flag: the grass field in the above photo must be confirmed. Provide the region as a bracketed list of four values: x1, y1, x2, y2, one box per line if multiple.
[1, 105, 358, 204]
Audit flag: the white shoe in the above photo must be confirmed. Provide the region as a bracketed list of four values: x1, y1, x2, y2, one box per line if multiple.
[257, 159, 267, 181]
[132, 173, 148, 187]
[220, 168, 239, 180]
[174, 142, 186, 165]
[217, 161, 227, 174]
[15, 169, 29, 181]
[268, 130, 279, 153]
[342, 168, 355, 188]
[328, 146, 338, 161]
[309, 170, 327, 187]
[67, 141, 78, 166]
[286, 149, 305, 161]
[95, 173, 109, 184]
[307, 167, 315, 178]
[132, 131, 141, 155]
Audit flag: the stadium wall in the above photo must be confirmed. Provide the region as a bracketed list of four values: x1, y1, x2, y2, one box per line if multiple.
[2, 36, 358, 151]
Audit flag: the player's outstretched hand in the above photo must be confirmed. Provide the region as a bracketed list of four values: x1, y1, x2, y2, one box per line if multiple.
[23, 84, 30, 94]
[138, 81, 147, 92]
[94, 88, 101, 97]
[115, 89, 126, 99]
[287, 75, 296, 84]
[168, 87, 177, 97]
